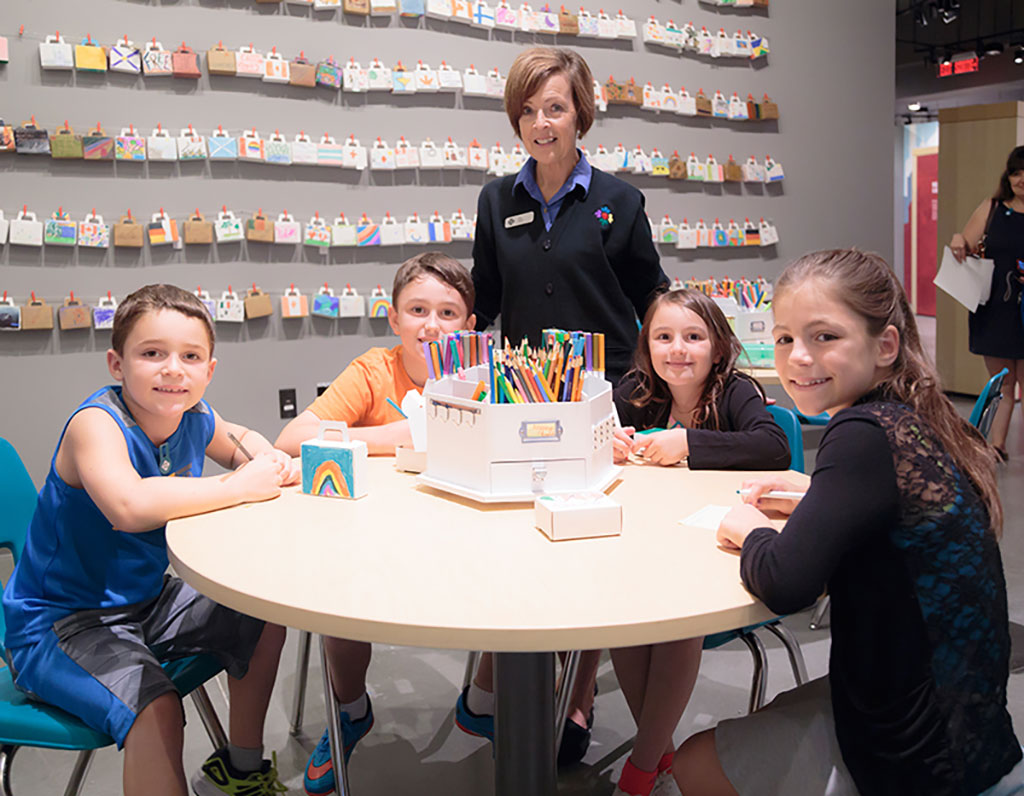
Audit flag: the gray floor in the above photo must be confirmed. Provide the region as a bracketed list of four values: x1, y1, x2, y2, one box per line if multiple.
[6, 320, 1024, 795]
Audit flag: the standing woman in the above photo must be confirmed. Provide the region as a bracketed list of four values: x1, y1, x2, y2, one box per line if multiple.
[461, 46, 668, 766]
[471, 46, 668, 385]
[949, 146, 1024, 460]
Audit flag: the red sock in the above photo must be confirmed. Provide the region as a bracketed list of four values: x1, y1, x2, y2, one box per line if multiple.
[657, 752, 673, 775]
[618, 757, 658, 796]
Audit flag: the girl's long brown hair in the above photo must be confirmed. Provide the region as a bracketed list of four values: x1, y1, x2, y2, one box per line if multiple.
[776, 249, 1002, 535]
[626, 287, 762, 429]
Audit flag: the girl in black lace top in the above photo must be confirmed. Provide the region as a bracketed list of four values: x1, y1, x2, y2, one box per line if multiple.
[674, 249, 1021, 796]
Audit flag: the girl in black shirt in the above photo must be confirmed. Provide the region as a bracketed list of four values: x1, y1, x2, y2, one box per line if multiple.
[675, 250, 1021, 796]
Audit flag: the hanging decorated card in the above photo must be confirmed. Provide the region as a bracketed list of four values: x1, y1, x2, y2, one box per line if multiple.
[281, 285, 309, 318]
[452, 0, 473, 23]
[313, 286, 341, 318]
[305, 215, 332, 248]
[742, 156, 765, 182]
[371, 0, 399, 12]
[462, 65, 486, 96]
[379, 213, 405, 245]
[147, 126, 178, 161]
[765, 155, 784, 182]
[194, 288, 217, 318]
[400, 0, 426, 14]
[676, 220, 698, 250]
[427, 211, 451, 243]
[177, 127, 207, 161]
[44, 210, 77, 246]
[706, 155, 724, 183]
[391, 62, 415, 93]
[216, 288, 245, 323]
[370, 138, 396, 170]
[418, 138, 444, 168]
[21, 295, 54, 330]
[207, 42, 236, 75]
[50, 124, 84, 159]
[290, 52, 317, 87]
[367, 285, 391, 317]
[316, 56, 343, 88]
[536, 7, 560, 33]
[39, 34, 74, 70]
[116, 128, 146, 161]
[247, 211, 275, 242]
[728, 92, 749, 121]
[78, 212, 110, 248]
[450, 209, 473, 241]
[0, 120, 13, 153]
[184, 211, 214, 244]
[10, 209, 43, 246]
[426, 0, 453, 18]
[413, 61, 438, 92]
[367, 58, 392, 90]
[494, 1, 520, 29]
[615, 10, 636, 37]
[142, 40, 173, 76]
[667, 151, 686, 180]
[205, 127, 236, 160]
[484, 67, 505, 98]
[109, 38, 142, 74]
[83, 125, 114, 160]
[342, 0, 370, 12]
[467, 138, 488, 170]
[593, 79, 608, 113]
[235, 45, 264, 77]
[650, 148, 669, 177]
[59, 294, 92, 331]
[244, 286, 273, 319]
[263, 50, 290, 83]
[712, 90, 729, 119]
[0, 295, 20, 332]
[394, 136, 420, 168]
[404, 213, 428, 244]
[576, 8, 598, 36]
[340, 135, 367, 169]
[113, 213, 144, 247]
[487, 142, 508, 176]
[356, 214, 381, 247]
[94, 294, 118, 329]
[147, 210, 181, 247]
[74, 37, 107, 72]
[724, 155, 743, 182]
[290, 133, 317, 164]
[214, 209, 244, 242]
[331, 214, 357, 246]
[472, 2, 496, 28]
[442, 138, 467, 168]
[266, 131, 292, 165]
[239, 130, 265, 161]
[676, 87, 696, 116]
[172, 44, 201, 78]
[275, 212, 301, 244]
[630, 146, 651, 175]
[595, 10, 618, 38]
[343, 59, 369, 92]
[319, 134, 346, 167]
[758, 218, 779, 245]
[641, 82, 660, 111]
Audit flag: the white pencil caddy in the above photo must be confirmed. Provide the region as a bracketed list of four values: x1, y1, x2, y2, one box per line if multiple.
[417, 365, 620, 502]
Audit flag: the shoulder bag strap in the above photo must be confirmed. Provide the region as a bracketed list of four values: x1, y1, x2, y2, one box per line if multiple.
[976, 198, 1000, 258]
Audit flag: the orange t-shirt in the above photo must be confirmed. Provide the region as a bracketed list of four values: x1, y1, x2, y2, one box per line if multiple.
[306, 345, 419, 427]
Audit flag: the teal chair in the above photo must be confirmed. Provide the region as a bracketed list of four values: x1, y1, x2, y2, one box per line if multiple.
[701, 405, 808, 713]
[969, 368, 1009, 440]
[0, 438, 228, 796]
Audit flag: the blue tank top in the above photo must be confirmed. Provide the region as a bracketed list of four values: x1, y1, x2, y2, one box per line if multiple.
[3, 386, 215, 650]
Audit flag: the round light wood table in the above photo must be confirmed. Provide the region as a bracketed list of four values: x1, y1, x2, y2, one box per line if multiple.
[168, 457, 798, 796]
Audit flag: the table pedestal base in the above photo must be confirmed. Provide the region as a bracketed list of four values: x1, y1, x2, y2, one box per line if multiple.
[495, 651, 556, 796]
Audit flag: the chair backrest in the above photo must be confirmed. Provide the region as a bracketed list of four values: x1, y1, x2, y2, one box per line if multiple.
[0, 438, 39, 640]
[969, 367, 1009, 439]
[766, 404, 805, 474]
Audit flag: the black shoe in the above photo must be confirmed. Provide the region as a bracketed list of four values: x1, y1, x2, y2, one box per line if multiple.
[557, 709, 594, 768]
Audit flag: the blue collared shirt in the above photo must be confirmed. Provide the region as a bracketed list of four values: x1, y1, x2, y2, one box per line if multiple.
[513, 150, 592, 231]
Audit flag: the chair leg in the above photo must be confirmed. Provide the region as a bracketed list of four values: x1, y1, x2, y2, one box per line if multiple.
[319, 635, 353, 796]
[809, 596, 831, 630]
[0, 745, 16, 796]
[462, 650, 479, 691]
[290, 629, 313, 736]
[762, 622, 809, 686]
[61, 750, 95, 796]
[553, 650, 581, 757]
[190, 683, 229, 751]
[737, 631, 768, 714]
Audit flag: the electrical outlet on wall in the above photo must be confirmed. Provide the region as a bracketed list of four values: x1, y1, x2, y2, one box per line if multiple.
[279, 388, 297, 419]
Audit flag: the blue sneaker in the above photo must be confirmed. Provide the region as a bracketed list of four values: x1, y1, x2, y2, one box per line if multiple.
[303, 696, 374, 796]
[454, 685, 494, 742]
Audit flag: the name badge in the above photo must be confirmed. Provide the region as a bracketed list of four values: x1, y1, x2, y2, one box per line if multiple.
[504, 211, 535, 229]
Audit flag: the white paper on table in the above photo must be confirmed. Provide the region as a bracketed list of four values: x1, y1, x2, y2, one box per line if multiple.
[679, 505, 731, 530]
[402, 389, 427, 451]
[934, 246, 995, 312]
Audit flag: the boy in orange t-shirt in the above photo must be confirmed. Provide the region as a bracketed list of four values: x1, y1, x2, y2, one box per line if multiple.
[274, 252, 474, 794]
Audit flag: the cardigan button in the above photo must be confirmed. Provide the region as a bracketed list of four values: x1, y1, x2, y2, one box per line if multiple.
[545, 282, 554, 295]
[542, 239, 552, 251]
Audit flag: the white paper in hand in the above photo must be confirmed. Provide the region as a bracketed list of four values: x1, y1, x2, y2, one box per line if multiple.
[934, 246, 995, 312]
[402, 389, 427, 451]
[680, 505, 731, 530]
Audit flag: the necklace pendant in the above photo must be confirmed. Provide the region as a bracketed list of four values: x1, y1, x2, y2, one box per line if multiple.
[158, 443, 172, 475]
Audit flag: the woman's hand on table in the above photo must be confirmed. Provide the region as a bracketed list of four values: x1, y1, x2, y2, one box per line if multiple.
[631, 428, 688, 466]
[613, 426, 634, 464]
[738, 475, 805, 515]
[716, 504, 770, 551]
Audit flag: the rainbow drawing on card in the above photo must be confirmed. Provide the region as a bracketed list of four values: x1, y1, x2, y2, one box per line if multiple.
[369, 298, 391, 317]
[356, 224, 380, 247]
[310, 460, 352, 498]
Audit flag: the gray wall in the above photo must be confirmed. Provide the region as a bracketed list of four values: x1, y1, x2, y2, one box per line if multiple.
[0, 0, 895, 483]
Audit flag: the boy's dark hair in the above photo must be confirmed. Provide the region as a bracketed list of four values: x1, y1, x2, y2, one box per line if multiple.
[111, 284, 216, 356]
[625, 287, 760, 430]
[392, 252, 475, 315]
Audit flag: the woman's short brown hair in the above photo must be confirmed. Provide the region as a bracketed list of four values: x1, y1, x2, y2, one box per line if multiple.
[504, 47, 595, 139]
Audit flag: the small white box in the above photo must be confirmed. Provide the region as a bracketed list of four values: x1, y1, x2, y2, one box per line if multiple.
[535, 492, 622, 541]
[734, 310, 773, 343]
[395, 445, 427, 473]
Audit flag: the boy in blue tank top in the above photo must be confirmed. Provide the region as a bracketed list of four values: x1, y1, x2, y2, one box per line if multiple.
[2, 284, 299, 796]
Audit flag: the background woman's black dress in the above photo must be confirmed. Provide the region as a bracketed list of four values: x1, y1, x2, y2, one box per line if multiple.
[969, 202, 1024, 359]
